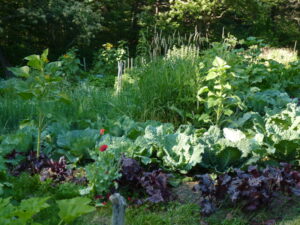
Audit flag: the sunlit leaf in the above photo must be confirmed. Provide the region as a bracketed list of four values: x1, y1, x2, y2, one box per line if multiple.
[7, 66, 30, 78]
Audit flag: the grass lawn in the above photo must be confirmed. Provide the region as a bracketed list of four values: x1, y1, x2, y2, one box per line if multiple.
[76, 196, 300, 225]
[75, 181, 300, 225]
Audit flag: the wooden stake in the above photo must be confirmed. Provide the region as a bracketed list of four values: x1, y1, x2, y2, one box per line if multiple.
[110, 193, 127, 225]
[83, 57, 87, 71]
[116, 61, 123, 94]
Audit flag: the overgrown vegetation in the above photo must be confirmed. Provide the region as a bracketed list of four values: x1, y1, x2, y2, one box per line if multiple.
[0, 23, 300, 224]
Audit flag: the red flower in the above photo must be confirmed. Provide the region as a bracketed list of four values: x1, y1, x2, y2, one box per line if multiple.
[127, 197, 132, 201]
[106, 193, 111, 199]
[99, 145, 108, 152]
[100, 129, 105, 135]
[102, 201, 107, 206]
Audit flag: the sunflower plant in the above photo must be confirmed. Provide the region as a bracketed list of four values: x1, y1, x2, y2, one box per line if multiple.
[8, 49, 70, 158]
[92, 41, 127, 76]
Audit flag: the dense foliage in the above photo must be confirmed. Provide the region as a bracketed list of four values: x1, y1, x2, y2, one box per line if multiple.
[0, 0, 299, 71]
[0, 36, 299, 223]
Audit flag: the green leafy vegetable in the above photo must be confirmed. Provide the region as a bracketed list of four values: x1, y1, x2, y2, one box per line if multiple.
[57, 197, 95, 224]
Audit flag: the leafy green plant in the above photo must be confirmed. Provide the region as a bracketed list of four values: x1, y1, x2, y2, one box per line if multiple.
[84, 143, 123, 196]
[197, 56, 244, 125]
[92, 42, 127, 76]
[263, 103, 300, 163]
[8, 49, 70, 157]
[59, 48, 84, 80]
[56, 128, 99, 163]
[0, 126, 36, 172]
[0, 126, 34, 156]
[95, 119, 247, 173]
[57, 197, 95, 225]
[245, 89, 293, 114]
[130, 124, 204, 173]
[0, 197, 50, 225]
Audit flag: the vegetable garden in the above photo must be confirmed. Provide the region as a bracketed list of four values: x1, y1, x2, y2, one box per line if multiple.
[0, 36, 300, 224]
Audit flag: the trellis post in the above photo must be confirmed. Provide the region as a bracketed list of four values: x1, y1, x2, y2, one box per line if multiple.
[110, 193, 127, 225]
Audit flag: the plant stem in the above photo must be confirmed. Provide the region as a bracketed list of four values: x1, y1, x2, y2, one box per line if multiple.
[216, 72, 224, 126]
[216, 103, 222, 126]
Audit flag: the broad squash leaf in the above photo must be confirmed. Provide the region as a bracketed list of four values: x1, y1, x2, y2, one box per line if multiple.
[14, 197, 50, 223]
[57, 197, 95, 224]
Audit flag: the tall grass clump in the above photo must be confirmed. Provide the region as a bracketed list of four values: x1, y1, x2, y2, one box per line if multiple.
[0, 83, 133, 134]
[121, 46, 201, 123]
[0, 93, 36, 133]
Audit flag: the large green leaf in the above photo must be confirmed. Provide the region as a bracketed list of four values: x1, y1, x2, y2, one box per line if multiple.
[215, 147, 242, 172]
[57, 197, 95, 224]
[265, 103, 300, 143]
[14, 197, 50, 223]
[41, 49, 49, 62]
[0, 128, 34, 154]
[7, 66, 30, 78]
[45, 61, 63, 75]
[199, 126, 253, 171]
[161, 132, 204, 173]
[25, 54, 43, 71]
[0, 198, 14, 219]
[17, 90, 35, 100]
[212, 56, 229, 68]
[273, 140, 300, 162]
[0, 197, 49, 225]
[206, 70, 219, 80]
[57, 129, 98, 159]
[207, 96, 221, 108]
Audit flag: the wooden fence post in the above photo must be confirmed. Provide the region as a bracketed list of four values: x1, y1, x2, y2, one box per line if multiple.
[116, 61, 123, 94]
[110, 193, 127, 225]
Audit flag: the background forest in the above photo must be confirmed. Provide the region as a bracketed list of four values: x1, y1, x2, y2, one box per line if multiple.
[0, 0, 299, 74]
